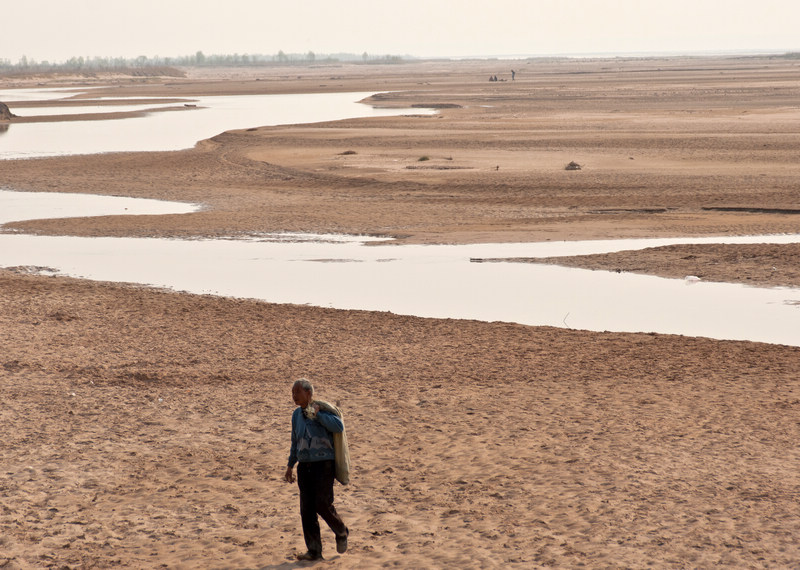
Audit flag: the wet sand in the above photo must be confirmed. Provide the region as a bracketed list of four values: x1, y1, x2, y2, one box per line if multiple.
[532, 242, 800, 289]
[2, 57, 800, 568]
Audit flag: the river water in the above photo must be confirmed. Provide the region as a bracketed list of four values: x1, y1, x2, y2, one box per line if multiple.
[1, 89, 799, 346]
[0, 89, 435, 159]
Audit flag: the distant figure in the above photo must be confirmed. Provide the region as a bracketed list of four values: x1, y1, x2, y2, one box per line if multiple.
[511, 70, 516, 81]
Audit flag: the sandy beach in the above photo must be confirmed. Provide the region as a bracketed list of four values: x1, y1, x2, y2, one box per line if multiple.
[2, 57, 800, 568]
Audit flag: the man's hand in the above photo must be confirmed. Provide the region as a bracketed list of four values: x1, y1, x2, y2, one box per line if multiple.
[285, 466, 295, 483]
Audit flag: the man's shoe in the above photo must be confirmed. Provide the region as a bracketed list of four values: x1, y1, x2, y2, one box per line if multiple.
[336, 530, 348, 554]
[296, 551, 323, 561]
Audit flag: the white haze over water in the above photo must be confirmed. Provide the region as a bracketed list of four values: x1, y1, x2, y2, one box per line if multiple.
[2, 1, 799, 63]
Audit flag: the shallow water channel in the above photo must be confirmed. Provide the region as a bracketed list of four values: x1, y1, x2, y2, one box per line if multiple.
[0, 88, 435, 159]
[2, 190, 800, 347]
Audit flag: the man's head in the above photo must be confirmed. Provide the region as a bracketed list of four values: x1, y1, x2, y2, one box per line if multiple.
[292, 378, 314, 408]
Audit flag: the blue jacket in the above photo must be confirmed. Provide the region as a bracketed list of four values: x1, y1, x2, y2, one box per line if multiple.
[288, 407, 344, 467]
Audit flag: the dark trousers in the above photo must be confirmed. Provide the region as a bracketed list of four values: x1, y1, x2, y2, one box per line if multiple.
[297, 460, 347, 556]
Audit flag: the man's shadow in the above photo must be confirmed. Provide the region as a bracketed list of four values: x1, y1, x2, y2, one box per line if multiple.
[258, 554, 342, 568]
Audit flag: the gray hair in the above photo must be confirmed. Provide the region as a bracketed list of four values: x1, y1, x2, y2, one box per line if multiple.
[293, 378, 314, 394]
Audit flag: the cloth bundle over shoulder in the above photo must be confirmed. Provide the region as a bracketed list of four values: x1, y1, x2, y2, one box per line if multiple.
[314, 400, 350, 485]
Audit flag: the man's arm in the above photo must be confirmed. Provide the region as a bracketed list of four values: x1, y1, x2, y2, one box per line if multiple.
[286, 409, 298, 482]
[316, 410, 344, 433]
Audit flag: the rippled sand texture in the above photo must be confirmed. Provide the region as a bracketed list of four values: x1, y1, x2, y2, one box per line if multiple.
[2, 57, 800, 568]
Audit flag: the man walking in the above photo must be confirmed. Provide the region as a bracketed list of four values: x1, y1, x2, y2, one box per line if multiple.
[284, 378, 349, 561]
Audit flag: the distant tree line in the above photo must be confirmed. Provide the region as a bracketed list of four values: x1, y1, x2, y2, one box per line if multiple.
[0, 51, 409, 75]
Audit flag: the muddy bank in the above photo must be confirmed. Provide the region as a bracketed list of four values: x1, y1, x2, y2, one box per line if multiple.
[510, 243, 800, 289]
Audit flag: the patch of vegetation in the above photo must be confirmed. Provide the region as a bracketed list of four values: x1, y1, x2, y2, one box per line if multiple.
[0, 50, 412, 77]
[0, 61, 185, 78]
[418, 156, 430, 162]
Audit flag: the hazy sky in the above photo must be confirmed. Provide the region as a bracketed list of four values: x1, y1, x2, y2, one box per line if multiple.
[3, 0, 799, 63]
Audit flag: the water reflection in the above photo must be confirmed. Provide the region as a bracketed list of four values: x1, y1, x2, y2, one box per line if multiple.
[0, 87, 98, 102]
[0, 189, 199, 225]
[2, 232, 799, 346]
[9, 103, 185, 117]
